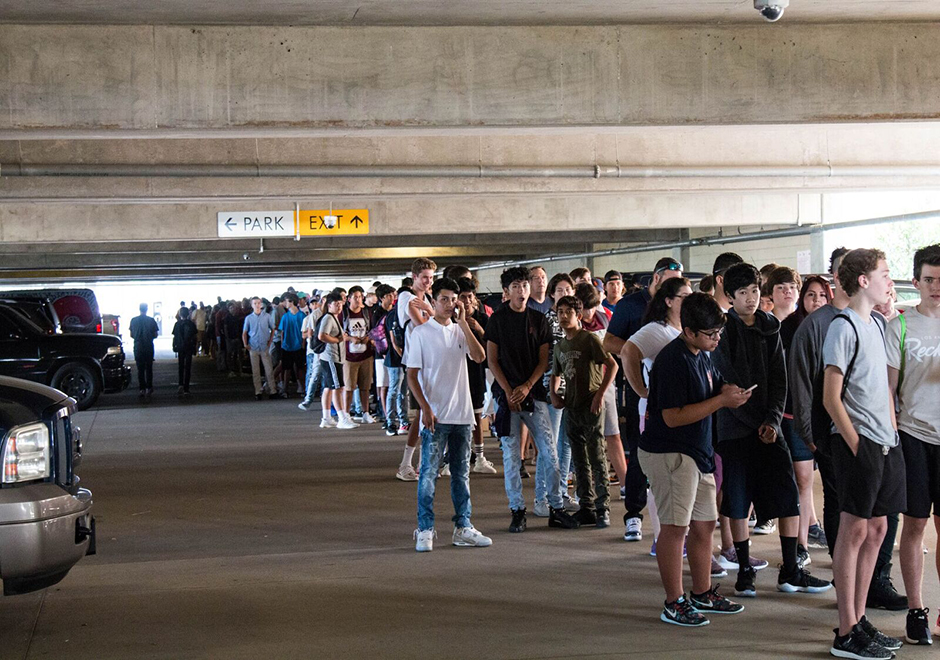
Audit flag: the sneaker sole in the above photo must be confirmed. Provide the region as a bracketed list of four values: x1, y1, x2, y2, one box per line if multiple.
[734, 588, 756, 598]
[396, 475, 418, 482]
[711, 569, 728, 578]
[777, 582, 832, 594]
[717, 558, 738, 570]
[905, 635, 932, 645]
[453, 541, 493, 547]
[415, 546, 432, 552]
[829, 647, 892, 660]
[660, 612, 710, 627]
[690, 603, 745, 615]
[623, 534, 642, 542]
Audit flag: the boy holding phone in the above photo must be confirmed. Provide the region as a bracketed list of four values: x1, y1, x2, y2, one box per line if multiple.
[713, 263, 831, 598]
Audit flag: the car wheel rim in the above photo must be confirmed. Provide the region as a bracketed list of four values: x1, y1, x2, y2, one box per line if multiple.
[62, 374, 90, 401]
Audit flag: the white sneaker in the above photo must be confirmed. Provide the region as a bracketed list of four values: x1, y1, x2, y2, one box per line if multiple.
[361, 412, 376, 424]
[396, 465, 418, 482]
[472, 456, 498, 474]
[452, 526, 492, 548]
[414, 529, 436, 552]
[623, 516, 643, 542]
[319, 417, 337, 428]
[533, 500, 550, 517]
[298, 400, 312, 411]
[439, 464, 451, 477]
[753, 519, 776, 535]
[337, 418, 358, 430]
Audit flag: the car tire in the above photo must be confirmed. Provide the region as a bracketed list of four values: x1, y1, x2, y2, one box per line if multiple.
[51, 362, 101, 410]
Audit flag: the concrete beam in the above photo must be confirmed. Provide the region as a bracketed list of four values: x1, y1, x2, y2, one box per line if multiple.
[3, 24, 940, 131]
[0, 193, 803, 243]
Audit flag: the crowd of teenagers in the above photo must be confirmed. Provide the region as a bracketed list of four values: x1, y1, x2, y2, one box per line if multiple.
[127, 243, 940, 659]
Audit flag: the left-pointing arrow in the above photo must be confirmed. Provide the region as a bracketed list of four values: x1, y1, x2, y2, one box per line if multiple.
[225, 218, 236, 230]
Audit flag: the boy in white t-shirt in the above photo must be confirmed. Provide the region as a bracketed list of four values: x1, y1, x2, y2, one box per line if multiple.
[406, 278, 490, 552]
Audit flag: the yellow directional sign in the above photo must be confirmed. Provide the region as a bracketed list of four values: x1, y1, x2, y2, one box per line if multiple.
[297, 209, 370, 236]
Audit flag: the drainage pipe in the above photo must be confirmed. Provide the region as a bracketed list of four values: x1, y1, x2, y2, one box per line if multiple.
[4, 163, 940, 178]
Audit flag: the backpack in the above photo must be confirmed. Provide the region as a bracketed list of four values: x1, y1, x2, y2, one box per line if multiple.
[308, 313, 336, 355]
[386, 298, 409, 349]
[368, 313, 389, 355]
[810, 312, 884, 453]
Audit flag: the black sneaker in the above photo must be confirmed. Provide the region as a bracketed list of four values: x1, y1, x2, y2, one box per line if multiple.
[572, 508, 597, 526]
[735, 566, 756, 598]
[689, 584, 744, 614]
[859, 616, 902, 651]
[595, 508, 611, 528]
[797, 544, 811, 569]
[906, 607, 933, 645]
[661, 595, 709, 627]
[548, 507, 580, 529]
[867, 563, 908, 611]
[777, 567, 832, 594]
[519, 465, 530, 479]
[830, 626, 893, 660]
[509, 508, 527, 533]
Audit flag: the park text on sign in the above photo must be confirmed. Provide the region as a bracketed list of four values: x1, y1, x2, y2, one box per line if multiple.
[217, 211, 295, 238]
[298, 209, 370, 236]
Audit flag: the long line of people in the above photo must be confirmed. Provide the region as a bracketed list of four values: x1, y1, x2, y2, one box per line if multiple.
[129, 243, 940, 659]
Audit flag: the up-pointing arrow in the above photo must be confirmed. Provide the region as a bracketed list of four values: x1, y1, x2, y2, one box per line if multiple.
[225, 217, 236, 231]
[350, 215, 363, 227]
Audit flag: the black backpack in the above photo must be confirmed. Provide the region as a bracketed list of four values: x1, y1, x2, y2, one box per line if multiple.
[810, 312, 884, 454]
[386, 299, 409, 349]
[308, 313, 336, 355]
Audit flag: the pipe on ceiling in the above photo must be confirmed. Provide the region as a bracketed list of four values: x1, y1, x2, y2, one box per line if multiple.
[4, 163, 940, 178]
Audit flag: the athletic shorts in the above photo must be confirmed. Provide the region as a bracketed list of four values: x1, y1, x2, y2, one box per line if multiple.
[602, 386, 619, 437]
[343, 359, 373, 392]
[900, 429, 940, 519]
[782, 416, 815, 463]
[374, 358, 388, 388]
[716, 432, 800, 521]
[317, 359, 345, 390]
[280, 348, 304, 372]
[831, 433, 906, 519]
[638, 448, 717, 527]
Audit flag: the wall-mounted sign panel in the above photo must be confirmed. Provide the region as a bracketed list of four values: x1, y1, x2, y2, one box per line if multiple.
[297, 210, 369, 236]
[217, 212, 295, 238]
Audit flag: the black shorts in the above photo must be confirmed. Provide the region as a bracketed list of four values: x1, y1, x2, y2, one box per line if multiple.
[716, 431, 800, 521]
[280, 348, 304, 372]
[831, 433, 906, 519]
[317, 359, 344, 390]
[900, 430, 940, 519]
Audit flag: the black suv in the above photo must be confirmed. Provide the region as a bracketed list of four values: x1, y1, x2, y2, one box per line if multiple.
[0, 376, 95, 595]
[0, 300, 131, 410]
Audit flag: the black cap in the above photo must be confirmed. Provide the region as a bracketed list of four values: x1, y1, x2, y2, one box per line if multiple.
[604, 270, 623, 282]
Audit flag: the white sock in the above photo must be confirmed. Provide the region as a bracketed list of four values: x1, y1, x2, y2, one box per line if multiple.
[402, 445, 416, 468]
[472, 443, 485, 460]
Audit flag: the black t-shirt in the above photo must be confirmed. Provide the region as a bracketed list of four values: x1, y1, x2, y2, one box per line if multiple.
[641, 336, 724, 473]
[466, 308, 489, 399]
[483, 305, 550, 400]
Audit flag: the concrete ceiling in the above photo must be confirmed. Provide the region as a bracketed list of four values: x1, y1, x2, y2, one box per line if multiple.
[2, 1, 939, 26]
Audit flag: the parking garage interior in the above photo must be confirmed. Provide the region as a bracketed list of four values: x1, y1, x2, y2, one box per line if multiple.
[3, 2, 940, 658]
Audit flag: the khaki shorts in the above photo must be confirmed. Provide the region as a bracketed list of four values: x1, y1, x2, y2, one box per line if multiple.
[343, 359, 373, 393]
[638, 449, 717, 527]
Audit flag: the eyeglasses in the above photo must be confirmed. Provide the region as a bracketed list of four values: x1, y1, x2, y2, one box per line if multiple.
[654, 262, 683, 275]
[697, 327, 724, 340]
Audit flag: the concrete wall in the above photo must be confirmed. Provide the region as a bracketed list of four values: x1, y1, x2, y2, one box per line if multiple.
[4, 23, 940, 131]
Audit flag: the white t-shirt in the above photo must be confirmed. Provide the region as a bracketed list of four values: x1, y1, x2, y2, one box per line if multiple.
[401, 319, 475, 427]
[886, 308, 940, 445]
[302, 308, 323, 355]
[627, 321, 681, 419]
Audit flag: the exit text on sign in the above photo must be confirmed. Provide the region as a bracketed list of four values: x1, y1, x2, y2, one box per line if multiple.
[298, 209, 369, 236]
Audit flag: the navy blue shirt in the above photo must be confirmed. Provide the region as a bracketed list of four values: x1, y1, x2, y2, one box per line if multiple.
[608, 288, 652, 341]
[641, 336, 724, 473]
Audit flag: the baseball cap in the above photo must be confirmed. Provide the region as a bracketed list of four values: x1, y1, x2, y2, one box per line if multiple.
[604, 269, 623, 282]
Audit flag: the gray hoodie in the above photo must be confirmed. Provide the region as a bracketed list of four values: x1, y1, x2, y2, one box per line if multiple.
[712, 308, 787, 441]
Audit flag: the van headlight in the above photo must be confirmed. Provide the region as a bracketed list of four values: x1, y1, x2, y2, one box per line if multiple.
[106, 346, 123, 356]
[2, 423, 51, 483]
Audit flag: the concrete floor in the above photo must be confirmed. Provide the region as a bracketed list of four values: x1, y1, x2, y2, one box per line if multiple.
[0, 358, 936, 660]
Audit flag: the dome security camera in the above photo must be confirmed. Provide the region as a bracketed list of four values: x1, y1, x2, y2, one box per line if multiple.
[754, 0, 789, 22]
